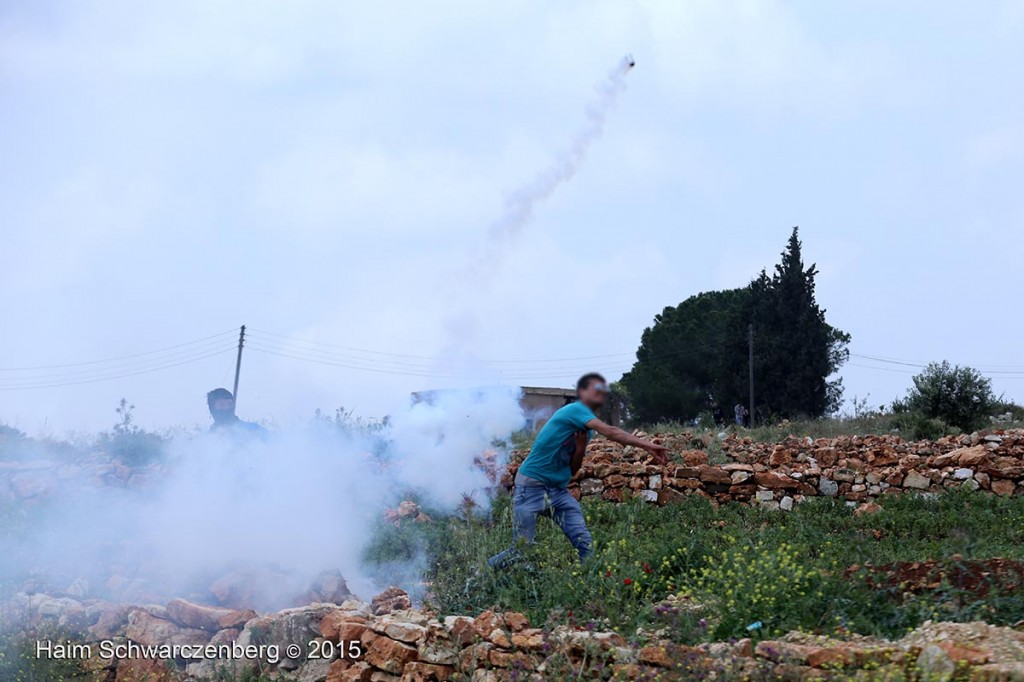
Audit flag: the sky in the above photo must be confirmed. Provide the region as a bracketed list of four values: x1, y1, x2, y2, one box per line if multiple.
[2, 1, 1023, 434]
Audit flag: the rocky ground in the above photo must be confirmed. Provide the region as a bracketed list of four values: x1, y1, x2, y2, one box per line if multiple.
[6, 586, 1024, 681]
[6, 430, 1024, 679]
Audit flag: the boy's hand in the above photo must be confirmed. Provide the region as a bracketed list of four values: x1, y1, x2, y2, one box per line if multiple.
[644, 443, 670, 466]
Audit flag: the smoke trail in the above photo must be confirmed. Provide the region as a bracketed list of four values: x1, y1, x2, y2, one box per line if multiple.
[439, 56, 634, 365]
[484, 55, 634, 259]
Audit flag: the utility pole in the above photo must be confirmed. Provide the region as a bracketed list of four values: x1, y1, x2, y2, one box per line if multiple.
[232, 325, 246, 404]
[748, 323, 755, 428]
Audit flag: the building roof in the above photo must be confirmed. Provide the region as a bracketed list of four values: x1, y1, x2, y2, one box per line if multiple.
[519, 386, 575, 397]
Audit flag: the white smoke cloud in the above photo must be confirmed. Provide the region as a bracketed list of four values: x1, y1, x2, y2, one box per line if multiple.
[1, 386, 523, 612]
[389, 387, 524, 507]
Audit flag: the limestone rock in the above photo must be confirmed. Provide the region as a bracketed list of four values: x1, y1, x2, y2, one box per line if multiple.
[165, 598, 255, 631]
[400, 661, 454, 681]
[320, 610, 369, 642]
[365, 636, 418, 673]
[854, 502, 883, 517]
[904, 470, 932, 490]
[296, 657, 333, 682]
[993, 479, 1016, 496]
[818, 478, 839, 496]
[370, 615, 428, 643]
[125, 609, 209, 647]
[372, 587, 412, 615]
[241, 603, 338, 666]
[916, 643, 956, 680]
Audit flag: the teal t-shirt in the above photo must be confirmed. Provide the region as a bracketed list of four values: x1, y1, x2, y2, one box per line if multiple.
[517, 402, 597, 488]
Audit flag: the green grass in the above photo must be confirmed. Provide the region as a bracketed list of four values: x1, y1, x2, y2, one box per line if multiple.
[0, 627, 91, 682]
[365, 491, 1024, 645]
[644, 414, 909, 442]
[636, 414, 1024, 444]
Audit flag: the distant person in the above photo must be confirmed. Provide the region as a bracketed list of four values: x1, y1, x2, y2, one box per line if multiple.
[734, 403, 748, 427]
[488, 373, 670, 570]
[207, 388, 266, 436]
[712, 401, 724, 426]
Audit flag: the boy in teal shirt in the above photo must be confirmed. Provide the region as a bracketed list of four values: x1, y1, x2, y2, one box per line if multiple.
[489, 373, 670, 569]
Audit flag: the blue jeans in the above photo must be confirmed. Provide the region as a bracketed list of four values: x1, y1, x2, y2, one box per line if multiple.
[487, 482, 592, 569]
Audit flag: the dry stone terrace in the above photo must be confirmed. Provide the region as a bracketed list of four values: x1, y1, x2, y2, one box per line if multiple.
[8, 587, 1024, 681]
[6, 430, 1024, 679]
[500, 429, 1024, 510]
[5, 429, 1021, 511]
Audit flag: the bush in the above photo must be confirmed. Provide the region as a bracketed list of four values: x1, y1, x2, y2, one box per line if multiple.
[97, 399, 166, 467]
[991, 400, 1024, 423]
[0, 628, 86, 681]
[894, 361, 996, 433]
[684, 539, 827, 639]
[890, 412, 956, 441]
[312, 406, 390, 436]
[0, 424, 28, 460]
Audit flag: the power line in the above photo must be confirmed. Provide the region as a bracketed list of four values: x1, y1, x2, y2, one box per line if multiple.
[847, 362, 916, 375]
[252, 329, 1024, 376]
[247, 328, 721, 370]
[0, 338, 238, 383]
[849, 353, 923, 368]
[245, 340, 639, 376]
[850, 353, 1024, 375]
[247, 329, 447, 362]
[245, 339, 469, 372]
[0, 348, 236, 391]
[4, 323, 1021, 393]
[247, 346, 633, 381]
[0, 329, 238, 372]
[248, 328, 649, 364]
[244, 333, 725, 380]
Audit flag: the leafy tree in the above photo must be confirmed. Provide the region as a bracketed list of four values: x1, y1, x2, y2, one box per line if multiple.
[621, 228, 849, 424]
[622, 289, 750, 422]
[748, 229, 850, 419]
[893, 361, 995, 432]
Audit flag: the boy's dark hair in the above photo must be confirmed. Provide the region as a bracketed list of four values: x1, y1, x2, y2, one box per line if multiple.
[576, 373, 606, 395]
[206, 387, 234, 410]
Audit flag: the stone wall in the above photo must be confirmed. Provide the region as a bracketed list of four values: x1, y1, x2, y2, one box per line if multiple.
[503, 430, 1024, 510]
[8, 588, 1024, 681]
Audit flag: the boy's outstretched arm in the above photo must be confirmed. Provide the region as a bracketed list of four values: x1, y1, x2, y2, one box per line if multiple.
[585, 418, 671, 465]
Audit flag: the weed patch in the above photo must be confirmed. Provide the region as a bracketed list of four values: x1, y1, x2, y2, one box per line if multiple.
[362, 491, 1024, 645]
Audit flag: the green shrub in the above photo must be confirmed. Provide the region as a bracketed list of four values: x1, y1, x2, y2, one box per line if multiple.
[97, 399, 166, 467]
[893, 361, 996, 433]
[991, 400, 1024, 424]
[684, 539, 828, 639]
[0, 627, 87, 681]
[312, 406, 390, 436]
[0, 424, 29, 461]
[889, 412, 956, 441]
